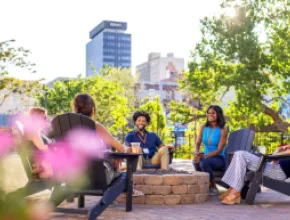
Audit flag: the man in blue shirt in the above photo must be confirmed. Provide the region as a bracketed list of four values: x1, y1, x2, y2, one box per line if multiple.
[125, 111, 170, 170]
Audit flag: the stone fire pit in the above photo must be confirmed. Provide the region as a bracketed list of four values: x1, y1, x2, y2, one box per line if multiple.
[117, 169, 209, 205]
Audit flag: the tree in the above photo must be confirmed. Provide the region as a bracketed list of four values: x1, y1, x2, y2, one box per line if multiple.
[181, 0, 290, 132]
[139, 97, 170, 141]
[35, 71, 132, 141]
[35, 77, 85, 116]
[0, 40, 38, 107]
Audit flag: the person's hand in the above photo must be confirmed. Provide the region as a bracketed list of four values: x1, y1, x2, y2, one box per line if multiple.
[32, 163, 41, 173]
[167, 145, 175, 152]
[112, 159, 122, 171]
[194, 152, 203, 163]
[281, 145, 290, 151]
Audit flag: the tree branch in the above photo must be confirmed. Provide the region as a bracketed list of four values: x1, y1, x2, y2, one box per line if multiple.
[263, 97, 290, 108]
[186, 115, 206, 123]
[262, 104, 283, 123]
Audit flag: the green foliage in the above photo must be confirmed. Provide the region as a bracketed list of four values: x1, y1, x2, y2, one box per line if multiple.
[139, 97, 167, 137]
[35, 68, 135, 141]
[182, 0, 290, 127]
[0, 40, 38, 106]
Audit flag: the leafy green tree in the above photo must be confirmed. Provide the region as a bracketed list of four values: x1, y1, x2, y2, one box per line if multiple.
[35, 71, 133, 141]
[180, 0, 290, 132]
[0, 40, 38, 107]
[139, 96, 171, 141]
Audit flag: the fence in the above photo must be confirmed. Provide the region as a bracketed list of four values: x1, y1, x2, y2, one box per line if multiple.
[253, 132, 290, 154]
[174, 131, 290, 159]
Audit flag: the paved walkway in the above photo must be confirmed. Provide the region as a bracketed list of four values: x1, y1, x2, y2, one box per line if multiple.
[50, 159, 290, 220]
[2, 155, 290, 219]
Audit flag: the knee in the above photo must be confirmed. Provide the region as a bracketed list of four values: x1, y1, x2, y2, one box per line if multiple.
[234, 150, 248, 158]
[199, 159, 209, 170]
[158, 146, 169, 155]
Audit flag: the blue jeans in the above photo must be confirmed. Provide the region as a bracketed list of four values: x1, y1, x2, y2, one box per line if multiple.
[193, 156, 225, 181]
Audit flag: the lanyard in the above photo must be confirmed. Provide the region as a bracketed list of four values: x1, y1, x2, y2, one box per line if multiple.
[137, 132, 147, 145]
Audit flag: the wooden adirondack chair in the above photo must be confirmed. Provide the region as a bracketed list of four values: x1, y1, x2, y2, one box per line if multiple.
[50, 113, 138, 219]
[213, 128, 255, 188]
[7, 113, 138, 219]
[5, 121, 64, 207]
[244, 153, 290, 205]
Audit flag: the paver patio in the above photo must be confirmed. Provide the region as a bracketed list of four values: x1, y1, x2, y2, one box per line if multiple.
[50, 159, 290, 220]
[2, 155, 290, 219]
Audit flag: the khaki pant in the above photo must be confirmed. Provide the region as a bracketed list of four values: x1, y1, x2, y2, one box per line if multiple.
[136, 146, 169, 170]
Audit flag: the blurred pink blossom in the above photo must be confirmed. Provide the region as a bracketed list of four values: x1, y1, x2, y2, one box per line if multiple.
[35, 127, 107, 182]
[66, 128, 106, 159]
[0, 131, 14, 157]
[40, 141, 86, 182]
[12, 114, 46, 136]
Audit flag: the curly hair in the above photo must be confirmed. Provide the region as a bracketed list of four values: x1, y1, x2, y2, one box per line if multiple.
[133, 111, 151, 124]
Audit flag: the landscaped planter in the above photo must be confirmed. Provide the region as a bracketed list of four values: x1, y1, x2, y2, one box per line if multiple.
[116, 170, 209, 205]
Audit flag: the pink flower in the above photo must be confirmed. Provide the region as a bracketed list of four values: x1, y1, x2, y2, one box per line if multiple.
[66, 128, 106, 159]
[12, 114, 46, 136]
[40, 141, 87, 182]
[0, 131, 14, 157]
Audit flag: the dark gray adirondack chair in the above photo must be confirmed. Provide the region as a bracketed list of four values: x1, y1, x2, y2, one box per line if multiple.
[50, 113, 129, 219]
[244, 153, 290, 205]
[214, 128, 255, 188]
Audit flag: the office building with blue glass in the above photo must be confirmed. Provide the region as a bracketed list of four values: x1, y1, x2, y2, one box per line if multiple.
[86, 20, 131, 77]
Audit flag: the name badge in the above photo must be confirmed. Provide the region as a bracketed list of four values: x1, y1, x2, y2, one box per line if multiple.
[143, 148, 149, 154]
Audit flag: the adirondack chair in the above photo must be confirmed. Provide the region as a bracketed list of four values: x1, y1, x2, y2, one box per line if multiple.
[244, 153, 290, 205]
[5, 122, 65, 207]
[50, 113, 138, 219]
[213, 128, 255, 188]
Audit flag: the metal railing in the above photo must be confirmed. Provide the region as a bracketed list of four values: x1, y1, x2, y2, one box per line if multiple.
[253, 132, 290, 154]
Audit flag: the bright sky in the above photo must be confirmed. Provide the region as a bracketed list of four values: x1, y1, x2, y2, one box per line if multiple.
[1, 0, 221, 82]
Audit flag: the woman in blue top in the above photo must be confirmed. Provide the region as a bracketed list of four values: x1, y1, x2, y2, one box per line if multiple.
[194, 105, 227, 196]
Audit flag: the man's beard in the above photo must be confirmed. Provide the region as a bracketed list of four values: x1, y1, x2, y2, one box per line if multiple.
[137, 125, 146, 131]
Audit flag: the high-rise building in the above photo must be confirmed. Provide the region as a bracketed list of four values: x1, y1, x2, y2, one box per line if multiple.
[86, 20, 132, 77]
[136, 53, 184, 83]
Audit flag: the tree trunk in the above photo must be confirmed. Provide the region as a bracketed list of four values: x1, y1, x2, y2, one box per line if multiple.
[259, 105, 290, 132]
[262, 105, 283, 123]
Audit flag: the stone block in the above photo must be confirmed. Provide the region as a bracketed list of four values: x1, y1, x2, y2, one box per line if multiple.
[172, 185, 188, 195]
[188, 185, 200, 194]
[133, 175, 144, 185]
[163, 175, 182, 186]
[197, 172, 209, 184]
[144, 176, 163, 185]
[151, 186, 171, 195]
[145, 195, 164, 205]
[164, 195, 181, 205]
[199, 184, 209, 194]
[195, 194, 210, 203]
[135, 185, 152, 195]
[182, 175, 197, 185]
[181, 194, 196, 204]
[116, 195, 145, 204]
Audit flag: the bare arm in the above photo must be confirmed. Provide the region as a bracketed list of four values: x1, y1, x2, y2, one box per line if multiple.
[96, 123, 125, 153]
[30, 133, 49, 152]
[276, 149, 290, 155]
[205, 128, 227, 158]
[195, 125, 205, 154]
